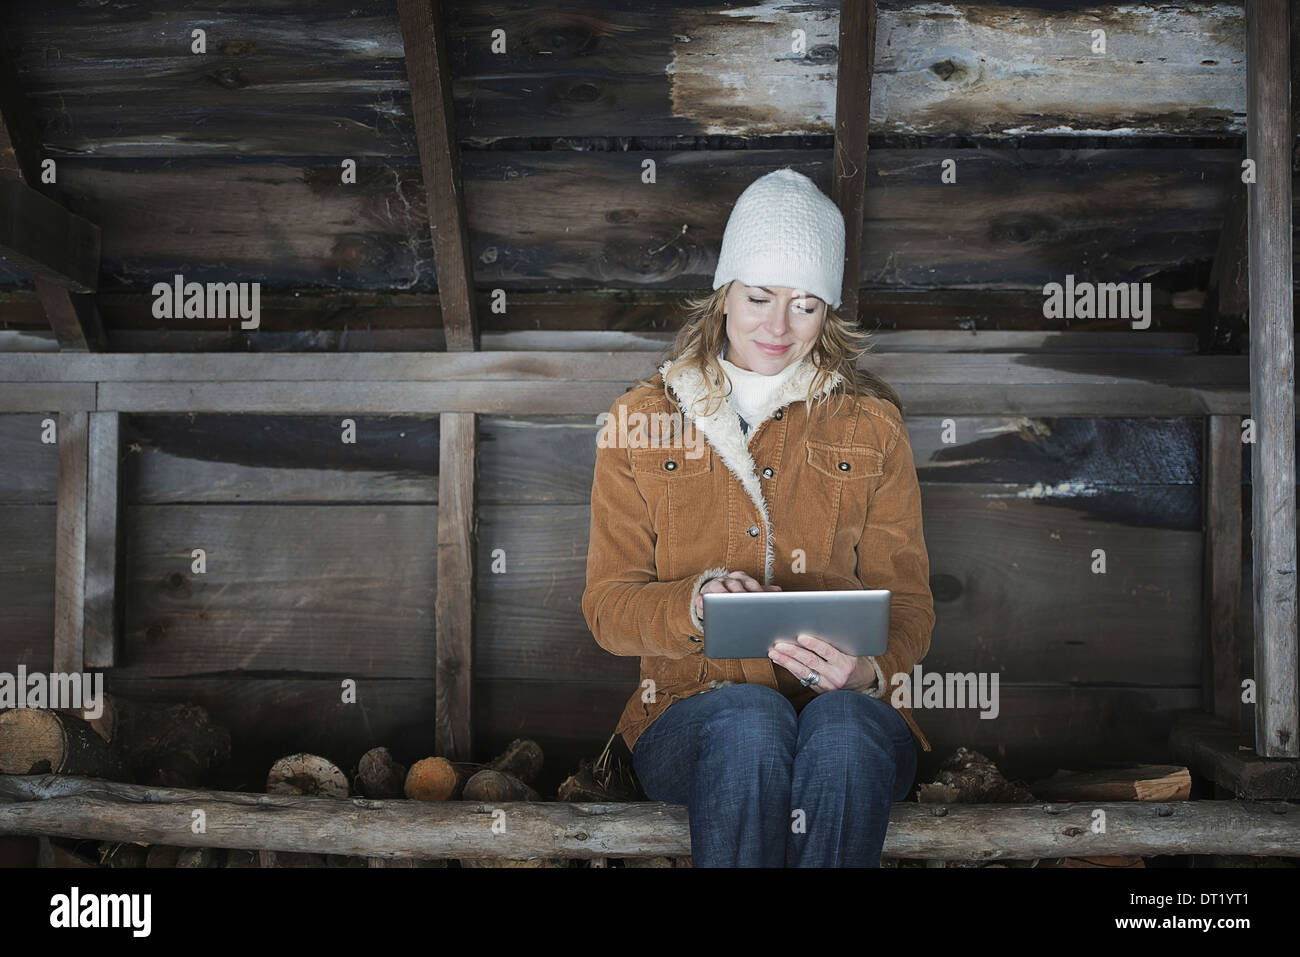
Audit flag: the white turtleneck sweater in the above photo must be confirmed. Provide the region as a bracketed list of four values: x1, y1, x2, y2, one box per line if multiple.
[718, 343, 808, 436]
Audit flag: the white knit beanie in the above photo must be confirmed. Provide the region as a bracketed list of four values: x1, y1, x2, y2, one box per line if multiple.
[712, 167, 846, 310]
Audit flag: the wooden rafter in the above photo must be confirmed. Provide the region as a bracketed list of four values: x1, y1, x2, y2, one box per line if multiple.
[0, 33, 105, 350]
[397, 0, 478, 353]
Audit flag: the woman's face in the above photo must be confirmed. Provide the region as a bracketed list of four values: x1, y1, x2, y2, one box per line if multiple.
[723, 282, 825, 374]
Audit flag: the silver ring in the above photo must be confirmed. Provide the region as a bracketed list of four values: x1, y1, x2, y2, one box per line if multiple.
[801, 669, 821, 688]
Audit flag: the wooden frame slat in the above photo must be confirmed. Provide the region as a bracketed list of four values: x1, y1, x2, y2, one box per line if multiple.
[1204, 415, 1244, 729]
[434, 412, 476, 759]
[1245, 0, 1298, 758]
[83, 411, 122, 669]
[53, 411, 88, 675]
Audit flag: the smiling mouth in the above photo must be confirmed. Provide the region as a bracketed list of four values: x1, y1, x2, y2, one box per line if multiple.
[756, 342, 792, 352]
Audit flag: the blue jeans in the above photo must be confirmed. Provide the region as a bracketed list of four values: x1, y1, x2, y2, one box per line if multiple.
[632, 683, 916, 867]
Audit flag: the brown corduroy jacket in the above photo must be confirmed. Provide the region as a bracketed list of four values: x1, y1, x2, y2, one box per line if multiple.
[582, 354, 935, 755]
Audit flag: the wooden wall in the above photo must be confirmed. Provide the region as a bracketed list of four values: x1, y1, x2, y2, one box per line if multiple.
[0, 405, 1229, 794]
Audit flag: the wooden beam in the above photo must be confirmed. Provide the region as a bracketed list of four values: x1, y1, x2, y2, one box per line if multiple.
[832, 0, 875, 322]
[1, 776, 1298, 860]
[0, 179, 100, 293]
[1170, 711, 1300, 799]
[397, 0, 478, 351]
[83, 412, 122, 669]
[1204, 415, 1245, 730]
[0, 31, 104, 350]
[0, 351, 1261, 416]
[434, 412, 476, 760]
[1245, 0, 1298, 758]
[53, 411, 88, 676]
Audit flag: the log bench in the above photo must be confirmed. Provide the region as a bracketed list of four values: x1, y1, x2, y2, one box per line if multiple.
[1, 775, 1298, 862]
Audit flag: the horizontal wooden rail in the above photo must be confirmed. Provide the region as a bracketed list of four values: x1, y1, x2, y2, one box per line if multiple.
[1, 776, 1297, 861]
[0, 351, 1255, 415]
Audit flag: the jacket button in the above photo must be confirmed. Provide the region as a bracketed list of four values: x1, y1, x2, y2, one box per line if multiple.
[748, 525, 760, 536]
[664, 460, 677, 471]
[838, 461, 851, 471]
[762, 467, 774, 478]
[773, 410, 783, 419]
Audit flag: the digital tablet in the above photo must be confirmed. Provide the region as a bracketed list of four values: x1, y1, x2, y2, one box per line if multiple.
[702, 589, 891, 659]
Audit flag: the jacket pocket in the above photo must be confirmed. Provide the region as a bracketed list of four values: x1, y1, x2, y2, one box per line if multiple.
[629, 447, 714, 579]
[805, 441, 883, 479]
[629, 446, 713, 477]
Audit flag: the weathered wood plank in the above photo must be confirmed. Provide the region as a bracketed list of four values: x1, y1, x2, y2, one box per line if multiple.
[83, 411, 122, 669]
[28, 148, 1241, 294]
[118, 505, 437, 677]
[0, 383, 95, 413]
[398, 0, 477, 351]
[1205, 416, 1244, 729]
[0, 505, 55, 671]
[1170, 710, 1300, 799]
[434, 412, 475, 759]
[52, 410, 87, 674]
[0, 288, 1215, 341]
[0, 348, 1252, 388]
[474, 492, 1203, 687]
[80, 382, 1255, 419]
[122, 414, 439, 505]
[5, 2, 1248, 157]
[0, 414, 58, 503]
[1245, 0, 1298, 758]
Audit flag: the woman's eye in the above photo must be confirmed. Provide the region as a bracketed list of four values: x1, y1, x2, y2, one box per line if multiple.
[747, 297, 768, 304]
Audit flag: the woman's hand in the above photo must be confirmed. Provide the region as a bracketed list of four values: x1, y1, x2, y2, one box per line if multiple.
[693, 569, 780, 622]
[769, 633, 878, 694]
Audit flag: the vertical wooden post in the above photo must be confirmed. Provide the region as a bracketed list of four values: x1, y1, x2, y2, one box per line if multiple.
[53, 410, 89, 675]
[435, 412, 476, 760]
[831, 0, 877, 323]
[399, 0, 481, 757]
[1204, 415, 1244, 729]
[1245, 0, 1298, 758]
[83, 412, 122, 669]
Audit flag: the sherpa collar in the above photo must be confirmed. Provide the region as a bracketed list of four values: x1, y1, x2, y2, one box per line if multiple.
[658, 354, 844, 584]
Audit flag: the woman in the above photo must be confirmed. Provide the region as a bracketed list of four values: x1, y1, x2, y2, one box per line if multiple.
[582, 167, 935, 867]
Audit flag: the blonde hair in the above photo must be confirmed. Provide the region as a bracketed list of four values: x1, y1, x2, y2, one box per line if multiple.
[635, 282, 903, 421]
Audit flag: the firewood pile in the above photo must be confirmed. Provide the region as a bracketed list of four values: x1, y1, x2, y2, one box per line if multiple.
[1, 700, 684, 867]
[903, 747, 1192, 870]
